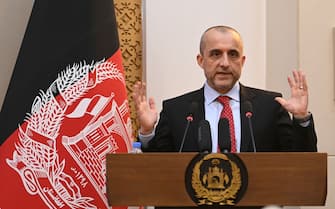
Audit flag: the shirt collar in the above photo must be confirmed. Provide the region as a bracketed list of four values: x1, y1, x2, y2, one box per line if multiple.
[204, 81, 240, 105]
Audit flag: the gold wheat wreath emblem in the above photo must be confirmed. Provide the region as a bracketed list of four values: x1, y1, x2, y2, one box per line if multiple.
[185, 153, 248, 206]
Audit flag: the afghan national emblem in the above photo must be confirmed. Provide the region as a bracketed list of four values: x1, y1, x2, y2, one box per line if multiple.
[185, 153, 248, 206]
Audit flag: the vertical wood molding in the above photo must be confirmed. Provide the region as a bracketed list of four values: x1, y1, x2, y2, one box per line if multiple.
[114, 0, 142, 137]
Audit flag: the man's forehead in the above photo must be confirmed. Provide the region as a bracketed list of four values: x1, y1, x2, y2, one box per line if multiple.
[204, 30, 242, 49]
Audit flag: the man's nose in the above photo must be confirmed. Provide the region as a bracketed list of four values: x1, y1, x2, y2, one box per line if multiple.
[219, 53, 230, 67]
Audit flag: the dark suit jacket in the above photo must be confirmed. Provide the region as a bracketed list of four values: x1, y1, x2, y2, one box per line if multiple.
[143, 84, 317, 152]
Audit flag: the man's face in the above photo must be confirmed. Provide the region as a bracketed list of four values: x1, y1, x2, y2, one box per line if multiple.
[197, 29, 245, 94]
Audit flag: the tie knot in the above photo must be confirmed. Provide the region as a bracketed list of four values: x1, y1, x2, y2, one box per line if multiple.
[217, 96, 230, 105]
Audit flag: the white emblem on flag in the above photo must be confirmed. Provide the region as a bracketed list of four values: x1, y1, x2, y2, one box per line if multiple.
[67, 95, 111, 118]
[6, 59, 132, 209]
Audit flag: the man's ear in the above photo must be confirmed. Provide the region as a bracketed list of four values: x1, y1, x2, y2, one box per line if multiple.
[196, 54, 203, 68]
[241, 55, 246, 66]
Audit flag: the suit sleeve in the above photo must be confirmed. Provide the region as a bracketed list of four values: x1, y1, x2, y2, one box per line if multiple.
[291, 115, 318, 151]
[142, 101, 176, 152]
[251, 90, 318, 152]
[275, 102, 317, 152]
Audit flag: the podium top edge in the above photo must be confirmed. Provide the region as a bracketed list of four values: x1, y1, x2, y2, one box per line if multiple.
[107, 152, 328, 156]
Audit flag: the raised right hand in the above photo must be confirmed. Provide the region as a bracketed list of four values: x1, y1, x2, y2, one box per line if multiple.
[132, 81, 158, 135]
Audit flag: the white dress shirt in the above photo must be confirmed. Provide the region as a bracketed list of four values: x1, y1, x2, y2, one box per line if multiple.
[203, 81, 241, 153]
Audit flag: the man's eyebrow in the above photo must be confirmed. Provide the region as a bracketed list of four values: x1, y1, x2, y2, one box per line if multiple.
[209, 48, 222, 53]
[229, 49, 239, 53]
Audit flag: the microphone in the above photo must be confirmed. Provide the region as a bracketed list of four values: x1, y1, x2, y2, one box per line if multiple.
[179, 102, 198, 152]
[245, 101, 256, 152]
[218, 118, 231, 153]
[198, 120, 212, 153]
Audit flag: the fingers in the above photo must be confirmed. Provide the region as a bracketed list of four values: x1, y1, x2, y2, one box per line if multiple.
[279, 70, 309, 116]
[132, 81, 147, 107]
[133, 81, 146, 98]
[132, 81, 158, 113]
[148, 97, 157, 111]
[301, 71, 308, 91]
[289, 70, 308, 91]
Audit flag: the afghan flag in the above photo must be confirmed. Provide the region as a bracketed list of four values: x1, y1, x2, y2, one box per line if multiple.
[0, 0, 133, 208]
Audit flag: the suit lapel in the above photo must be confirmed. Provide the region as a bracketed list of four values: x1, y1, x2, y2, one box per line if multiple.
[188, 87, 205, 122]
[184, 88, 205, 148]
[239, 84, 256, 152]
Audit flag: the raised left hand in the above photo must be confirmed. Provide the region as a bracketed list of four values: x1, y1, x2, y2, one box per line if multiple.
[275, 70, 309, 119]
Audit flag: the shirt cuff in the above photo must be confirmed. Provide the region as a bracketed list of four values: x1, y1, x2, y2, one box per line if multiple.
[138, 129, 155, 148]
[293, 112, 312, 127]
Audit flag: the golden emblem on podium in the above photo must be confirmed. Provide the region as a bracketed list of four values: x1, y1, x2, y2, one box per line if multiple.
[185, 153, 248, 206]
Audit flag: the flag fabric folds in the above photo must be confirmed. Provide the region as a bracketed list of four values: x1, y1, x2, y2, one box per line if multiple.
[0, 0, 133, 208]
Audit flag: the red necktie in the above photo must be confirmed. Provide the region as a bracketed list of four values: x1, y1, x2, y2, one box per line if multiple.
[217, 96, 237, 153]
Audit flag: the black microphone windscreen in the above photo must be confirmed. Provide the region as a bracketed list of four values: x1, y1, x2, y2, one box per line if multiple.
[244, 100, 256, 152]
[244, 101, 253, 117]
[218, 118, 231, 153]
[189, 101, 198, 115]
[198, 120, 212, 153]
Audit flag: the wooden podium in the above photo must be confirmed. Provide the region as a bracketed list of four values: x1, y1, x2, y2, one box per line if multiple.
[106, 153, 327, 208]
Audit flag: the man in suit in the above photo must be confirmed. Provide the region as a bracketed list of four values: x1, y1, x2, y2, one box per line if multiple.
[133, 25, 317, 152]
